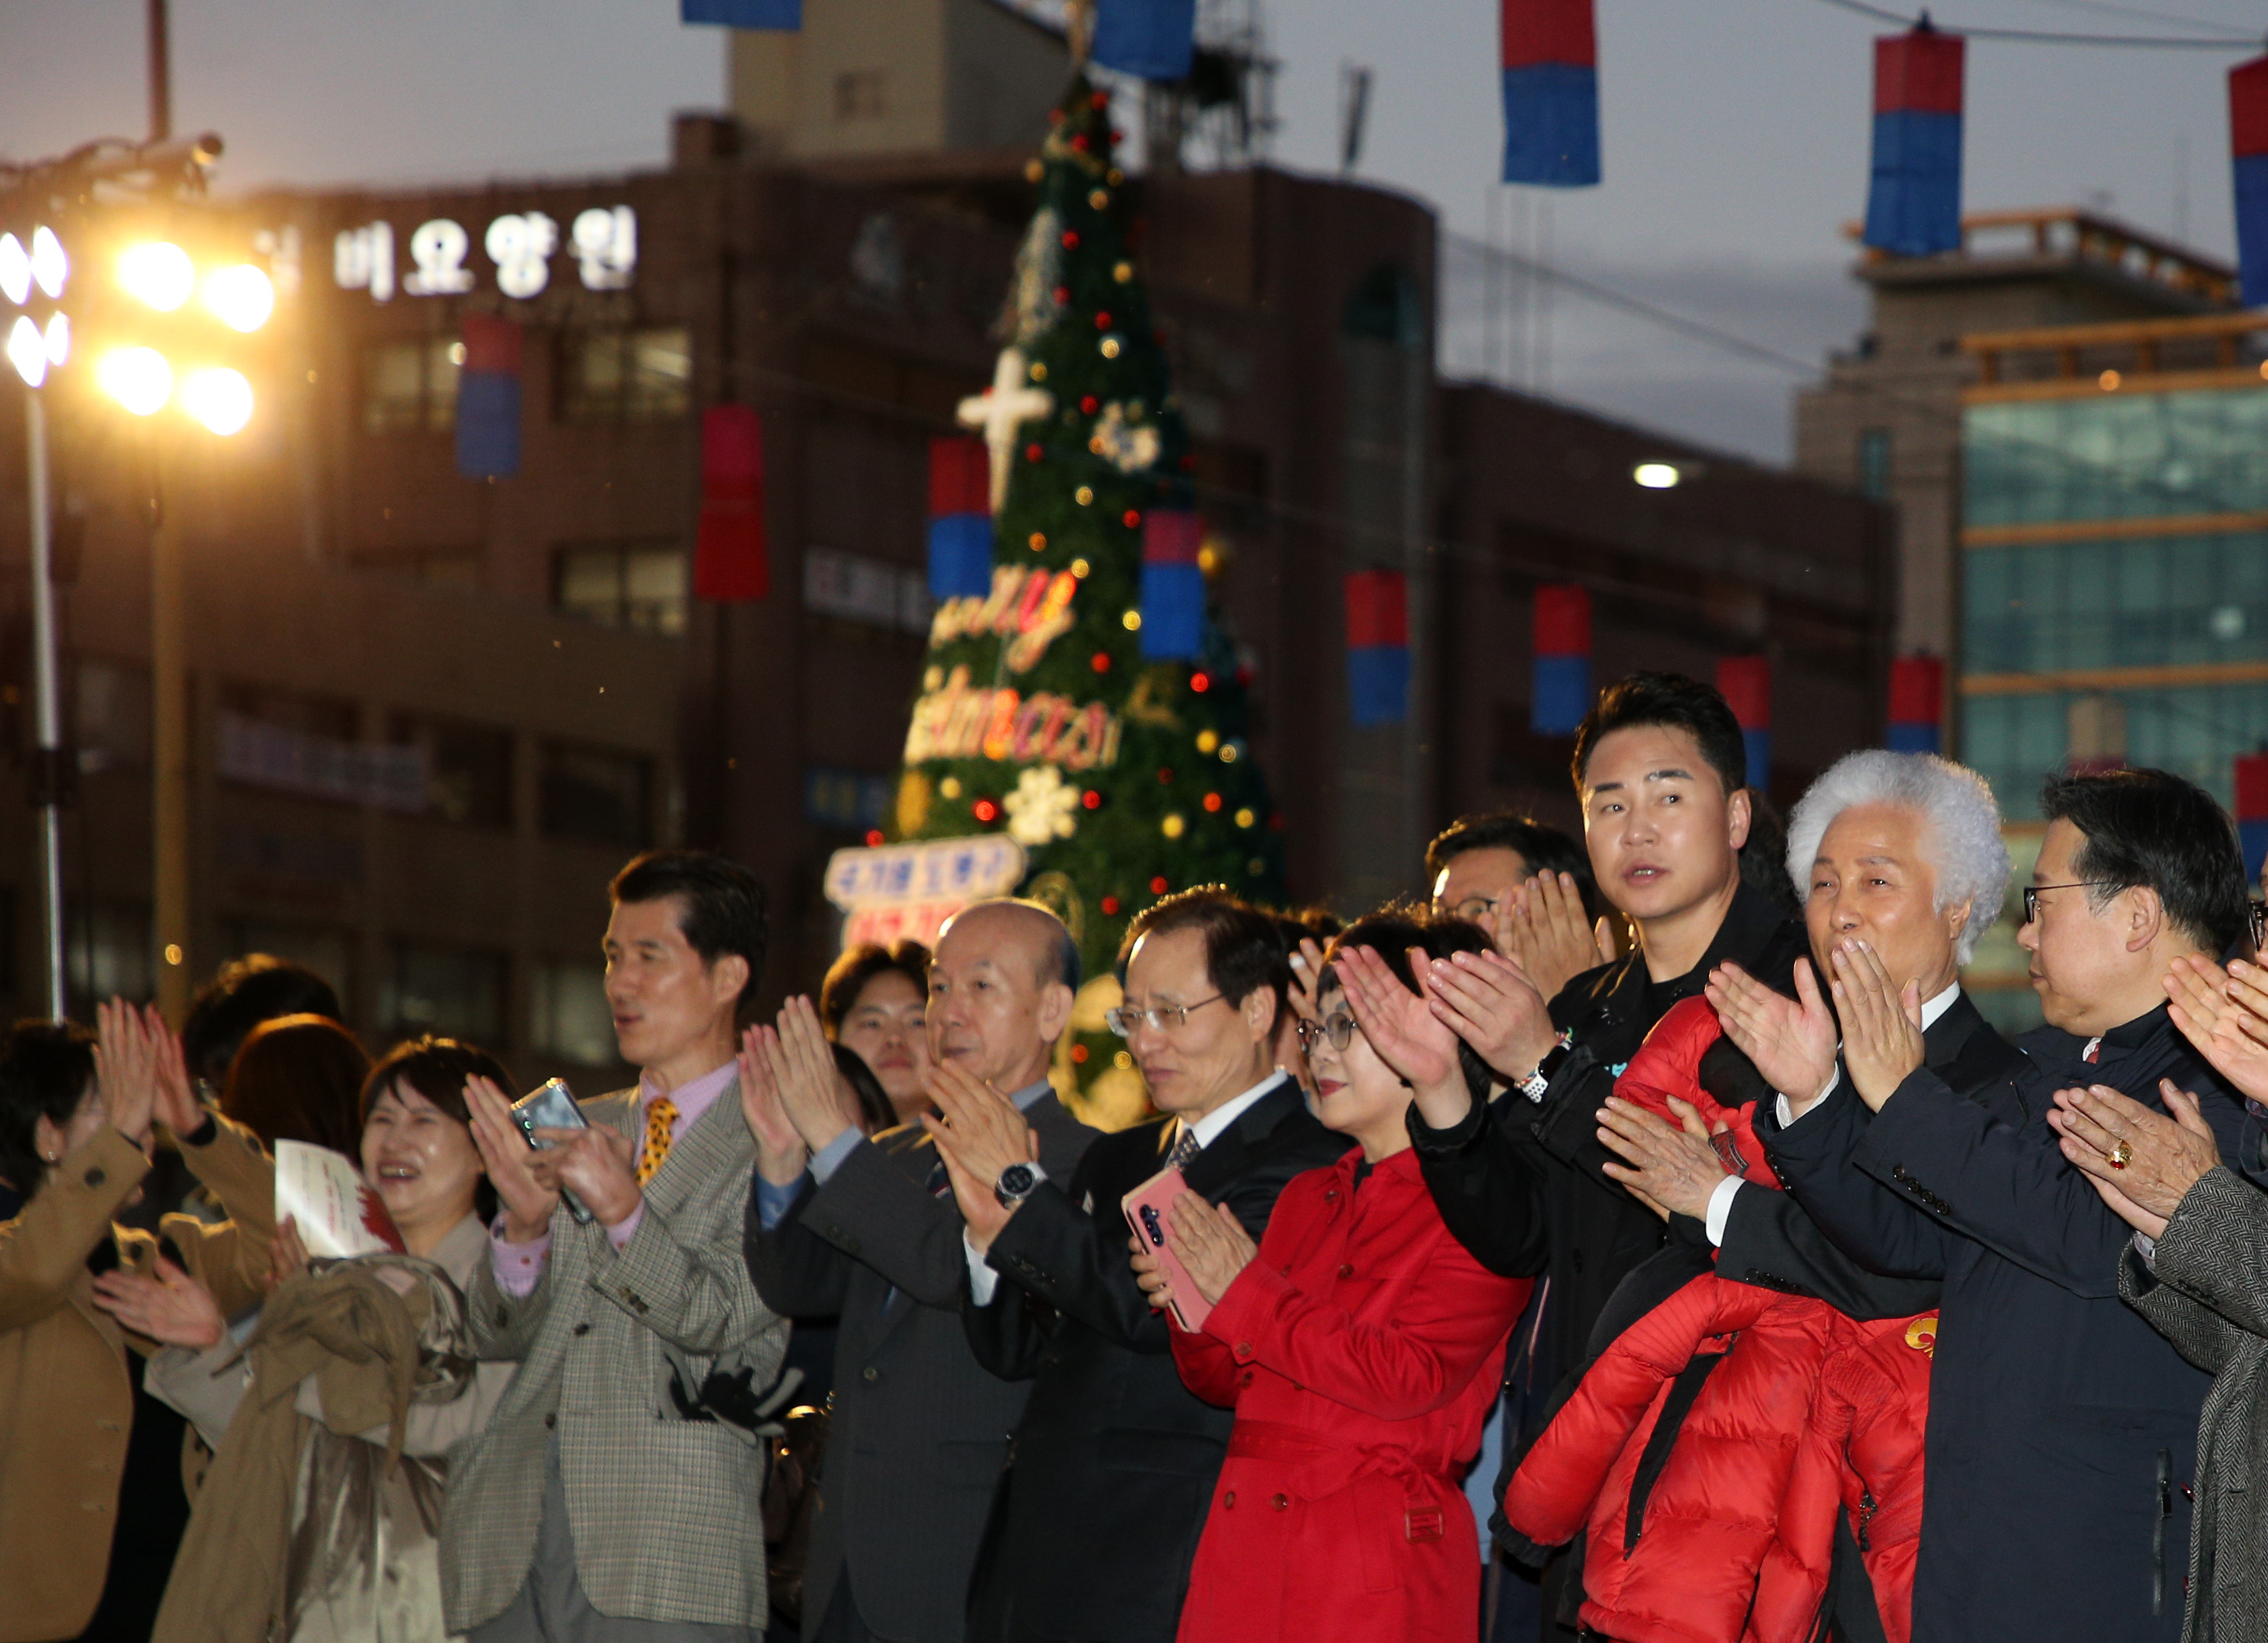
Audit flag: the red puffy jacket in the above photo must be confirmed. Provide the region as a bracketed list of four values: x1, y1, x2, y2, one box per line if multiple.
[1505, 996, 1932, 1643]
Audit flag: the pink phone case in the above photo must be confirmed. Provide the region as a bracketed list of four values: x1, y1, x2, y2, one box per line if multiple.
[1122, 1166, 1214, 1333]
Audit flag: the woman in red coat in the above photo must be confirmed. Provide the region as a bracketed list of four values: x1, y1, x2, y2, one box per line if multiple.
[1137, 912, 1532, 1643]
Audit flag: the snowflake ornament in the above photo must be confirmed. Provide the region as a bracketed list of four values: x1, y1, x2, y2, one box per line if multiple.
[1003, 764, 1081, 846]
[1089, 401, 1161, 474]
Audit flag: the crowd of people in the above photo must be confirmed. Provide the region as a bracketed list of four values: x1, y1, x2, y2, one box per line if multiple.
[7, 667, 2268, 1643]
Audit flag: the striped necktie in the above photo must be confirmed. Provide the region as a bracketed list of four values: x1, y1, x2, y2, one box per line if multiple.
[637, 1096, 678, 1185]
[1167, 1122, 1201, 1173]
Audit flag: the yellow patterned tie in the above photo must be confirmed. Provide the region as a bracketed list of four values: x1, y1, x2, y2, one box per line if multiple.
[637, 1096, 678, 1186]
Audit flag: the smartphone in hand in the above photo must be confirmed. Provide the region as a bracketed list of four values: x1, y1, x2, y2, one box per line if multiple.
[510, 1078, 596, 1224]
[1123, 1167, 1213, 1333]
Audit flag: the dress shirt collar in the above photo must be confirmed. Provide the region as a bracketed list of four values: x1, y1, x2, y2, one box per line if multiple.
[1178, 1070, 1290, 1153]
[1919, 982, 1960, 1032]
[1007, 1078, 1055, 1112]
[639, 1057, 738, 1129]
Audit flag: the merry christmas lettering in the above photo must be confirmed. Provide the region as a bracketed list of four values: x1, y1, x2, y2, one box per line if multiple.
[928, 565, 1080, 674]
[904, 664, 1123, 771]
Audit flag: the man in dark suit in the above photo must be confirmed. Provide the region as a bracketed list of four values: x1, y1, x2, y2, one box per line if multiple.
[1718, 768, 2255, 1643]
[744, 900, 1097, 1643]
[924, 889, 1345, 1643]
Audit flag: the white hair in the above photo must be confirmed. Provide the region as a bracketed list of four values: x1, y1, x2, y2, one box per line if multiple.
[1783, 750, 2010, 964]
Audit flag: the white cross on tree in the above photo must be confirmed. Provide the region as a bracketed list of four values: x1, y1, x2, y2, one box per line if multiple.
[956, 345, 1056, 515]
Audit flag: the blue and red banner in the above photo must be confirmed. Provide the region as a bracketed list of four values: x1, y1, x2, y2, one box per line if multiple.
[455, 315, 521, 479]
[1863, 25, 1964, 258]
[1530, 583, 1592, 735]
[926, 437, 993, 601]
[2231, 57, 2268, 306]
[694, 404, 768, 602]
[681, 0, 801, 28]
[1093, 0, 1197, 82]
[2237, 753, 2268, 884]
[1717, 656, 1771, 790]
[1346, 571, 1411, 727]
[1500, 0, 1600, 187]
[1139, 511, 1206, 661]
[1887, 654, 1944, 754]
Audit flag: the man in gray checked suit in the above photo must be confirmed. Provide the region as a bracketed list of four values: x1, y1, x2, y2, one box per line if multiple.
[746, 900, 1097, 1643]
[445, 851, 788, 1642]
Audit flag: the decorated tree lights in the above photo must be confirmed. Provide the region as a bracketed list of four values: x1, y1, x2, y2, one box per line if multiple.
[881, 77, 1287, 1076]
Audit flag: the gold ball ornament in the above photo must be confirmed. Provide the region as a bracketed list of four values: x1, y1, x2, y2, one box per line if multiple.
[1161, 813, 1186, 840]
[1113, 261, 1133, 284]
[940, 775, 964, 799]
[1234, 807, 1256, 828]
[1089, 188, 1110, 210]
[1099, 336, 1122, 359]
[1195, 729, 1219, 754]
[895, 772, 934, 836]
[1075, 485, 1095, 506]
[1029, 360, 1048, 382]
[1025, 159, 1044, 182]
[1219, 743, 1239, 763]
[1071, 557, 1091, 578]
[1121, 610, 1142, 631]
[1028, 531, 1047, 551]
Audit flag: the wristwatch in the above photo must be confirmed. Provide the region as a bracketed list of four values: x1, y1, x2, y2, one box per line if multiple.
[995, 1162, 1047, 1209]
[1517, 1032, 1575, 1102]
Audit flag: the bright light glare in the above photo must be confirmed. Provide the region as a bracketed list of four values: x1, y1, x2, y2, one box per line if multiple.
[1633, 462, 1681, 490]
[29, 228, 66, 299]
[203, 264, 274, 332]
[43, 312, 69, 367]
[182, 366, 254, 435]
[0, 235, 27, 306]
[119, 242, 195, 311]
[98, 346, 174, 415]
[6, 316, 47, 387]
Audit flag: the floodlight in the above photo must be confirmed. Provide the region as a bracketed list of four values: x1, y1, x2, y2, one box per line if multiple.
[0, 236, 27, 307]
[203, 264, 274, 333]
[98, 346, 173, 415]
[7, 316, 47, 387]
[1633, 462, 1681, 490]
[29, 227, 65, 299]
[182, 366, 254, 435]
[42, 312, 68, 367]
[119, 242, 195, 312]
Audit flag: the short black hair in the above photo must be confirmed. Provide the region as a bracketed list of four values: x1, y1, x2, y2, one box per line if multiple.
[1424, 812, 1603, 922]
[1316, 907, 1494, 1104]
[820, 940, 931, 1036]
[1739, 789, 1803, 920]
[1119, 887, 1292, 1030]
[0, 1019, 97, 1203]
[1571, 671, 1748, 804]
[831, 1042, 899, 1135]
[182, 956, 344, 1088]
[609, 850, 770, 1026]
[2041, 767, 2249, 957]
[364, 1035, 515, 1222]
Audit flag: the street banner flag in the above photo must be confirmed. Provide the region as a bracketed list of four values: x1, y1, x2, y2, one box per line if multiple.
[927, 436, 995, 601]
[1717, 655, 1772, 790]
[1092, 0, 1197, 81]
[2231, 56, 2268, 305]
[455, 315, 522, 479]
[1887, 654, 1944, 754]
[681, 0, 801, 27]
[1501, 0, 1600, 187]
[2237, 753, 2268, 882]
[1864, 24, 1964, 257]
[1139, 511, 1205, 661]
[1530, 583, 1593, 735]
[1346, 570, 1411, 727]
[694, 404, 768, 602]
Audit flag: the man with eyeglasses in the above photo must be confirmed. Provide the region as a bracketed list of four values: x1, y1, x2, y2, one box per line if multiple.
[926, 888, 1343, 1643]
[1733, 767, 2255, 1643]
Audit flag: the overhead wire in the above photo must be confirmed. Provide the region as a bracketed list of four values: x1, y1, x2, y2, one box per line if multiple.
[1799, 0, 2262, 45]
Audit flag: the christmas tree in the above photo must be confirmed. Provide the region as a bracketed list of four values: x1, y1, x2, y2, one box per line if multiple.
[889, 73, 1286, 1112]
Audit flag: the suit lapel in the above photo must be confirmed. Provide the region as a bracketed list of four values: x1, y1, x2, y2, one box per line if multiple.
[1181, 1078, 1299, 1197]
[643, 1078, 750, 1218]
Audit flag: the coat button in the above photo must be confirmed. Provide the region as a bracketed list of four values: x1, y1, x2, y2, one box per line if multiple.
[862, 1366, 880, 1383]
[1323, 1189, 1338, 1201]
[1223, 1491, 1236, 1509]
[495, 1305, 510, 1325]
[1235, 1341, 1253, 1357]
[573, 1323, 590, 1336]
[1337, 1263, 1354, 1279]
[543, 1412, 556, 1429]
[1271, 1494, 1289, 1511]
[1239, 1371, 1254, 1387]
[84, 1167, 105, 1188]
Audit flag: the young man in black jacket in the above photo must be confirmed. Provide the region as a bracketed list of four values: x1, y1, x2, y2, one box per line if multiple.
[928, 890, 1344, 1643]
[1407, 671, 1809, 1400]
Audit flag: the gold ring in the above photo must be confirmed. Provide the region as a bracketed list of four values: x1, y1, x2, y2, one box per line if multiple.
[2109, 1138, 2133, 1171]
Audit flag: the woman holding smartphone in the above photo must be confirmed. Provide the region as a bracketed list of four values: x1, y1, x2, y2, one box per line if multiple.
[1136, 911, 1532, 1642]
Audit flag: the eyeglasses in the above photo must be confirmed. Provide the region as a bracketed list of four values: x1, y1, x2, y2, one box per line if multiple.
[2249, 900, 2267, 954]
[1105, 994, 1226, 1037]
[2020, 882, 2115, 925]
[1440, 895, 1500, 924]
[1294, 1013, 1359, 1053]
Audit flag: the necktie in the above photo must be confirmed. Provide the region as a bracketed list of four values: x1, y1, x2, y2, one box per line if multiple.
[1167, 1122, 1201, 1173]
[2083, 1038, 2102, 1066]
[637, 1096, 678, 1185]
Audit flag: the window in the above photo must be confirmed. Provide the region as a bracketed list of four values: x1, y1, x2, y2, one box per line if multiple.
[381, 941, 505, 1045]
[350, 546, 482, 591]
[1857, 427, 1892, 500]
[218, 920, 354, 1020]
[531, 958, 617, 1066]
[835, 69, 886, 121]
[553, 541, 689, 635]
[390, 713, 513, 829]
[75, 658, 151, 773]
[556, 327, 691, 423]
[362, 337, 461, 434]
[67, 900, 150, 1010]
[541, 742, 651, 849]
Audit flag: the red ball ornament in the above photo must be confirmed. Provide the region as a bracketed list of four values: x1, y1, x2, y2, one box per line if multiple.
[1181, 454, 1197, 470]
[1091, 651, 1111, 673]
[1101, 895, 1121, 916]
[1053, 284, 1071, 305]
[1094, 311, 1112, 330]
[1048, 107, 1065, 125]
[1112, 129, 1125, 144]
[1090, 90, 1109, 109]
[1079, 394, 1099, 414]
[1071, 132, 1091, 152]
[1203, 792, 1223, 813]
[864, 828, 884, 847]
[1071, 1042, 1089, 1064]
[1081, 789, 1102, 809]
[1026, 442, 1044, 462]
[1158, 767, 1174, 783]
[1189, 671, 1211, 693]
[1149, 875, 1169, 895]
[1123, 509, 1141, 529]
[973, 798, 1000, 823]
[1061, 230, 1081, 250]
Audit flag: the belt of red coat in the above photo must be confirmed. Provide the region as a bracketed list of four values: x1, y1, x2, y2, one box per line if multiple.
[1225, 1419, 1456, 1508]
